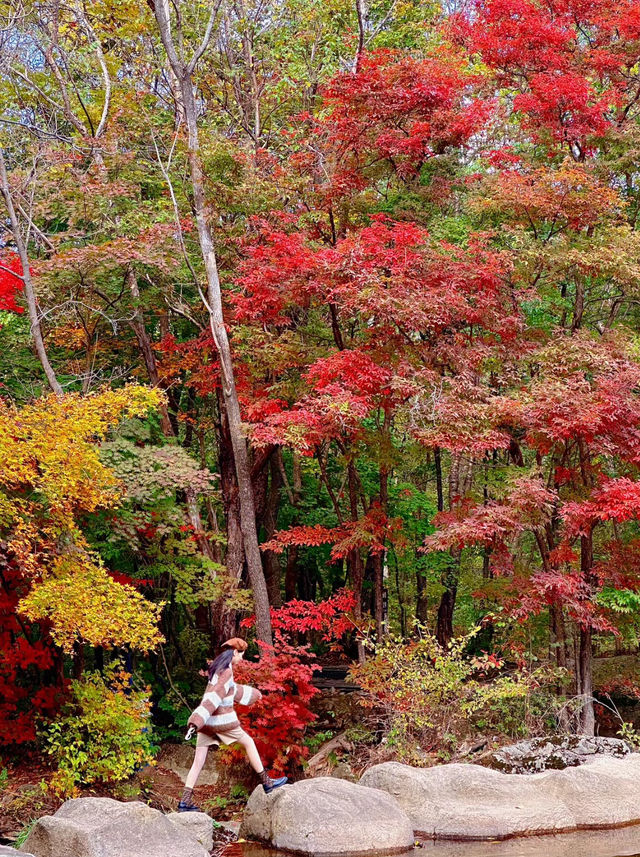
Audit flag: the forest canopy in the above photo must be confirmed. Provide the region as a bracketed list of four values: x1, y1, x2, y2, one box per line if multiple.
[2, 0, 640, 787]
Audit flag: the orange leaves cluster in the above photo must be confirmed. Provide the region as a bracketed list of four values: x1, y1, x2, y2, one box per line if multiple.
[263, 506, 403, 560]
[474, 163, 624, 231]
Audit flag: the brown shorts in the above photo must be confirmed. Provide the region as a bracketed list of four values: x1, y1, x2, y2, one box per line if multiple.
[196, 725, 248, 748]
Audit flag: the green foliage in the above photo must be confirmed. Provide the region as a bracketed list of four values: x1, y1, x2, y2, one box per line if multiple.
[597, 588, 640, 614]
[43, 667, 156, 796]
[230, 783, 249, 800]
[14, 818, 39, 848]
[303, 729, 335, 754]
[618, 721, 640, 750]
[350, 627, 564, 759]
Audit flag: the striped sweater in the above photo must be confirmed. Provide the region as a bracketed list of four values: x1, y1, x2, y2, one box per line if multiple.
[188, 666, 262, 736]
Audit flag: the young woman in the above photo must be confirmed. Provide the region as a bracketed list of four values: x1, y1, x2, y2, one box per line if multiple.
[178, 637, 287, 811]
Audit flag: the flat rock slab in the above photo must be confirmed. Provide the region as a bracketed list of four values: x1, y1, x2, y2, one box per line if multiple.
[537, 755, 640, 829]
[2, 848, 35, 856]
[21, 797, 209, 857]
[240, 776, 415, 856]
[426, 824, 640, 857]
[360, 754, 640, 841]
[362, 761, 573, 840]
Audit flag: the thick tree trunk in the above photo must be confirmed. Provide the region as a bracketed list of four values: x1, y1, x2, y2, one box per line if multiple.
[153, 4, 271, 643]
[436, 583, 457, 647]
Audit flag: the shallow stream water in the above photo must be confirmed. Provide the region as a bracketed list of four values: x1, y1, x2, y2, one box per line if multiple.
[231, 825, 640, 857]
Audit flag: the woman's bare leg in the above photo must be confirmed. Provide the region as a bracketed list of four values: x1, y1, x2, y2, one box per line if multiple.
[237, 731, 263, 772]
[185, 745, 209, 789]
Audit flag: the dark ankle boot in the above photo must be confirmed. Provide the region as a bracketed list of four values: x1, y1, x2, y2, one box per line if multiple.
[258, 770, 288, 794]
[178, 787, 200, 812]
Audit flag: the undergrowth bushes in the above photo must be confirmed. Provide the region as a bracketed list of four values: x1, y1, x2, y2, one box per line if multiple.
[43, 667, 155, 796]
[349, 627, 565, 763]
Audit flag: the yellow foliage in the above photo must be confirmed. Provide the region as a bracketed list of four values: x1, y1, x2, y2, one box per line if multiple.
[0, 386, 163, 529]
[19, 555, 163, 653]
[0, 386, 165, 653]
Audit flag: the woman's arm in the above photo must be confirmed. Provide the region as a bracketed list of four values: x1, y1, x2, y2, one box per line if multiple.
[188, 667, 233, 730]
[234, 683, 262, 706]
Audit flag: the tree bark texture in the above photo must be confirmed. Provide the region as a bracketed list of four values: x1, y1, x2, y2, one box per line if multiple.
[153, 1, 272, 643]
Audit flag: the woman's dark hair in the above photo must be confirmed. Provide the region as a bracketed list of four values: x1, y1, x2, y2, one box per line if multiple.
[207, 647, 234, 681]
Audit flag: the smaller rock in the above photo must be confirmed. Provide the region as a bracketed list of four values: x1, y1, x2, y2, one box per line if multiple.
[22, 797, 209, 857]
[329, 762, 357, 781]
[488, 736, 631, 774]
[217, 820, 241, 836]
[1, 847, 35, 856]
[166, 812, 213, 851]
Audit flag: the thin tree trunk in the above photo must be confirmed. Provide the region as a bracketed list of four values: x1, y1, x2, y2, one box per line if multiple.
[354, 0, 366, 71]
[215, 388, 244, 643]
[346, 461, 366, 662]
[416, 568, 428, 625]
[0, 148, 63, 396]
[262, 453, 283, 607]
[126, 266, 174, 437]
[284, 451, 302, 601]
[153, 2, 271, 643]
[435, 451, 464, 647]
[373, 428, 390, 639]
[285, 546, 299, 601]
[579, 625, 594, 734]
[579, 528, 595, 735]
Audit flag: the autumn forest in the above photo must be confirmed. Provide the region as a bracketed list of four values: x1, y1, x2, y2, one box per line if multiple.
[3, 0, 640, 814]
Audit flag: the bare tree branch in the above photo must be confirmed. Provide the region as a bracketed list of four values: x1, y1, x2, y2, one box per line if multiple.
[0, 147, 63, 396]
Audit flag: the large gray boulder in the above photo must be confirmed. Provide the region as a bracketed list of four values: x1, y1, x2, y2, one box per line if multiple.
[165, 812, 213, 851]
[240, 777, 414, 855]
[360, 761, 574, 839]
[360, 754, 640, 840]
[21, 797, 209, 857]
[489, 735, 631, 773]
